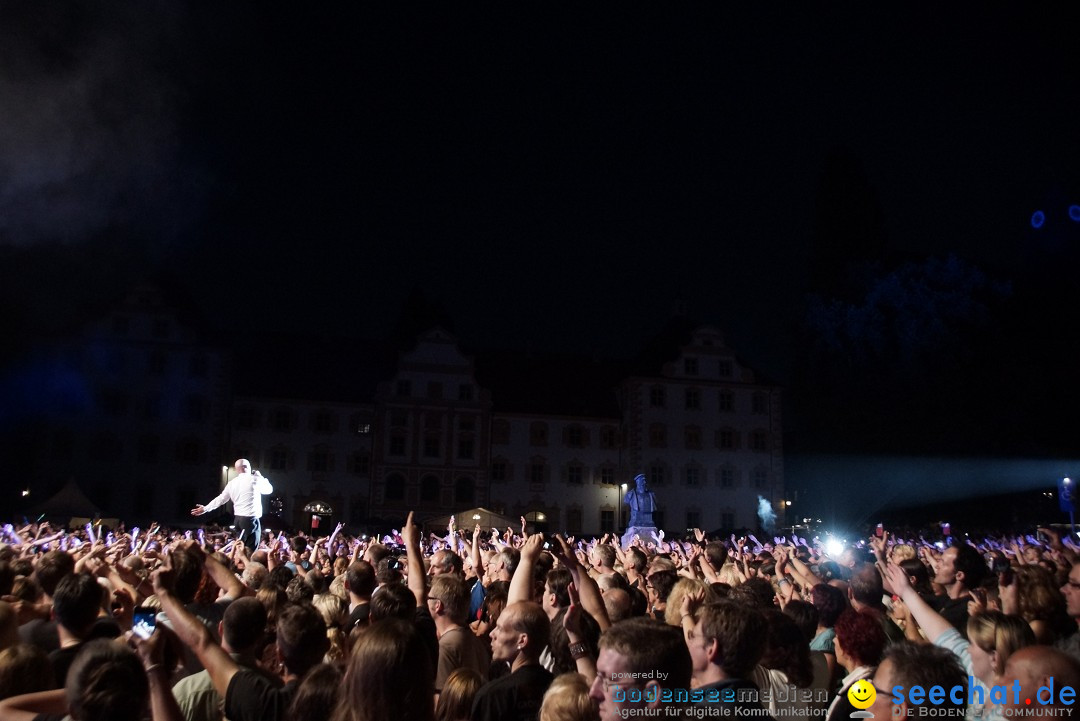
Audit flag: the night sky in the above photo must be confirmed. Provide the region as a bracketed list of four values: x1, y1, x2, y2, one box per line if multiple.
[2, 4, 1079, 524]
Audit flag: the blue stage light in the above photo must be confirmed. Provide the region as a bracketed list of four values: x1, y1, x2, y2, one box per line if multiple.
[1069, 205, 1080, 222]
[1031, 210, 1045, 229]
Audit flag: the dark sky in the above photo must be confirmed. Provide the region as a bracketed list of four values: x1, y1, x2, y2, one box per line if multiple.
[2, 4, 1079, 522]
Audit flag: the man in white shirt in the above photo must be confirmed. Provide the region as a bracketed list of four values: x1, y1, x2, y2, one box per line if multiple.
[192, 458, 273, 549]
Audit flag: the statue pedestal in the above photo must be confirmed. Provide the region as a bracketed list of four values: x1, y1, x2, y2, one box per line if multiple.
[621, 526, 659, 550]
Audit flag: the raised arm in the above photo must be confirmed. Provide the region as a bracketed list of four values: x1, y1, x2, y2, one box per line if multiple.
[884, 562, 951, 643]
[554, 534, 611, 631]
[152, 553, 240, 698]
[508, 533, 544, 605]
[402, 511, 427, 606]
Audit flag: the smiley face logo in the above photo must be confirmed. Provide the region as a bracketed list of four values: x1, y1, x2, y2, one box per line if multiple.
[848, 679, 876, 710]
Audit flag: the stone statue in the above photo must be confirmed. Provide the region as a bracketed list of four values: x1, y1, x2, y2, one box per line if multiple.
[621, 473, 659, 548]
[623, 473, 656, 527]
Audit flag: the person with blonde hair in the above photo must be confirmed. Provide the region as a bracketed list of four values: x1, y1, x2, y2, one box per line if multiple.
[312, 593, 349, 665]
[539, 672, 598, 721]
[663, 578, 715, 627]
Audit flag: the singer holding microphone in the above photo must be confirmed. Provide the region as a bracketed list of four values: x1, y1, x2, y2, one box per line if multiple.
[191, 458, 273, 550]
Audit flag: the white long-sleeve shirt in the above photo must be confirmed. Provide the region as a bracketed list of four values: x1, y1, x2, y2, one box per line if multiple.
[203, 472, 273, 517]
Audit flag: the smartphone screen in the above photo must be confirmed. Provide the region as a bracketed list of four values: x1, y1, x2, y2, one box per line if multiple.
[133, 606, 157, 640]
[875, 524, 884, 538]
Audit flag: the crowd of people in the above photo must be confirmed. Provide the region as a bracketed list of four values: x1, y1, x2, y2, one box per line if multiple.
[1, 505, 1080, 721]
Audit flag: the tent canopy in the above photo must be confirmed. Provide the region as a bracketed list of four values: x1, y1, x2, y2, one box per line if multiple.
[28, 479, 102, 520]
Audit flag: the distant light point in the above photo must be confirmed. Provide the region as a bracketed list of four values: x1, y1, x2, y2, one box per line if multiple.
[1031, 210, 1045, 229]
[1069, 205, 1080, 222]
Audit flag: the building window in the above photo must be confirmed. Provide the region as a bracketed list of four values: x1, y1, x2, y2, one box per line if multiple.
[423, 436, 440, 458]
[565, 426, 584, 448]
[753, 468, 769, 488]
[719, 359, 733, 378]
[566, 508, 583, 536]
[389, 433, 406, 457]
[684, 357, 698, 376]
[567, 464, 584, 485]
[530, 462, 546, 485]
[686, 510, 701, 529]
[750, 430, 769, 452]
[308, 448, 331, 472]
[721, 512, 734, 529]
[384, 474, 405, 502]
[427, 382, 443, 399]
[351, 413, 372, 434]
[313, 410, 337, 434]
[685, 466, 701, 487]
[720, 467, 735, 488]
[270, 407, 296, 432]
[455, 477, 475, 504]
[424, 413, 442, 430]
[529, 422, 548, 446]
[350, 452, 370, 476]
[459, 416, 476, 432]
[492, 419, 511, 445]
[600, 467, 615, 485]
[390, 411, 408, 428]
[600, 510, 615, 534]
[395, 379, 411, 397]
[685, 426, 702, 450]
[719, 390, 734, 413]
[717, 428, 737, 450]
[491, 461, 507, 482]
[459, 384, 474, 402]
[269, 447, 289, 470]
[648, 424, 667, 448]
[752, 392, 768, 414]
[649, 386, 666, 408]
[600, 426, 617, 449]
[457, 438, 475, 460]
[649, 464, 666, 486]
[420, 476, 439, 504]
[685, 388, 701, 410]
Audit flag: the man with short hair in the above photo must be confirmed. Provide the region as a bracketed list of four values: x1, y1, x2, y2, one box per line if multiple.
[345, 560, 376, 630]
[929, 545, 986, 638]
[172, 597, 269, 721]
[848, 563, 904, 643]
[471, 601, 553, 721]
[19, 549, 75, 653]
[999, 645, 1080, 718]
[684, 600, 773, 716]
[49, 571, 120, 685]
[429, 549, 464, 579]
[867, 642, 967, 721]
[430, 574, 490, 693]
[590, 617, 693, 721]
